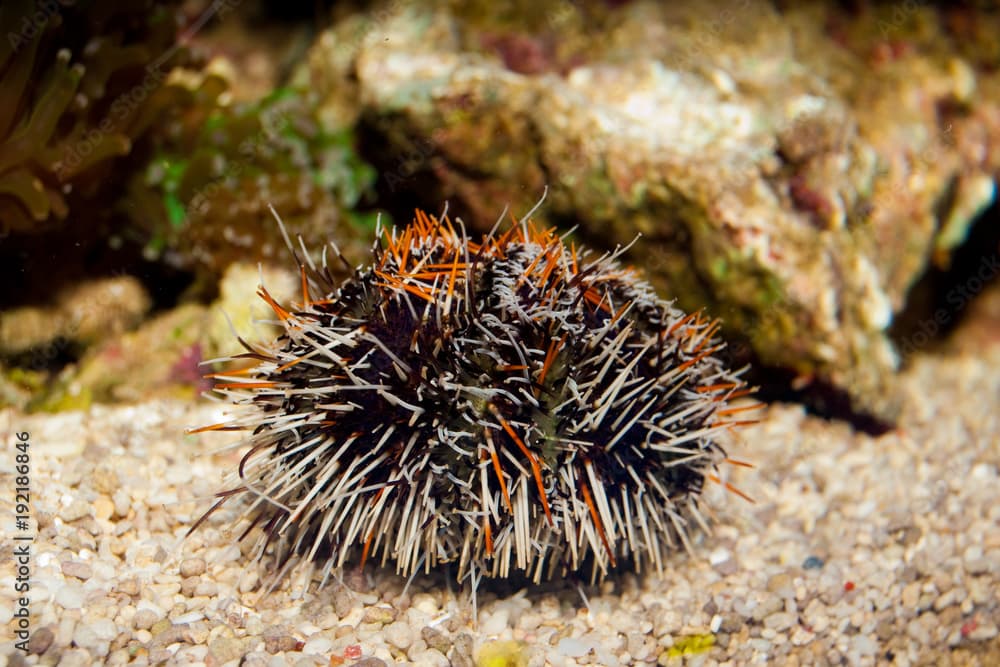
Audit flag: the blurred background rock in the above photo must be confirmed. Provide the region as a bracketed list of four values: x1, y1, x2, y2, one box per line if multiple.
[1, 0, 998, 428]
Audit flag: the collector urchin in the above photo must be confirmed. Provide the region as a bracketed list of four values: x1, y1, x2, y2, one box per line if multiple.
[191, 207, 756, 587]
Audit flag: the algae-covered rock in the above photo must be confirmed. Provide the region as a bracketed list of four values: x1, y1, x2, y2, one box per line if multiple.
[19, 262, 299, 411]
[0, 365, 45, 411]
[0, 276, 151, 357]
[299, 0, 1000, 423]
[124, 76, 378, 277]
[48, 303, 210, 409]
[204, 261, 298, 360]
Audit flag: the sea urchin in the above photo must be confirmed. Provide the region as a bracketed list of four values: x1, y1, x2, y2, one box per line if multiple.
[191, 207, 756, 587]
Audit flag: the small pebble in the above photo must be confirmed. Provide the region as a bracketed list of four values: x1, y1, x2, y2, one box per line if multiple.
[385, 620, 414, 650]
[749, 594, 783, 622]
[194, 581, 218, 597]
[116, 578, 140, 597]
[263, 628, 301, 654]
[93, 495, 114, 520]
[91, 464, 121, 494]
[91, 618, 119, 641]
[902, 582, 920, 609]
[148, 648, 173, 663]
[933, 590, 956, 611]
[60, 500, 92, 522]
[173, 612, 205, 625]
[112, 489, 131, 518]
[557, 637, 591, 658]
[150, 624, 193, 649]
[209, 637, 245, 663]
[802, 556, 824, 570]
[333, 587, 354, 618]
[54, 583, 85, 610]
[362, 605, 397, 625]
[720, 614, 744, 633]
[240, 652, 272, 667]
[852, 634, 878, 655]
[56, 648, 92, 667]
[180, 577, 199, 597]
[132, 609, 159, 630]
[421, 626, 451, 653]
[410, 647, 450, 667]
[968, 622, 999, 641]
[765, 611, 796, 632]
[481, 608, 509, 635]
[149, 618, 172, 636]
[179, 557, 207, 577]
[768, 573, 795, 599]
[713, 557, 739, 576]
[61, 560, 93, 581]
[302, 636, 333, 654]
[72, 624, 103, 653]
[26, 627, 55, 655]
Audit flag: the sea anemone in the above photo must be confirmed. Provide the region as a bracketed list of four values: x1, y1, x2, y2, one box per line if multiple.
[0, 0, 185, 232]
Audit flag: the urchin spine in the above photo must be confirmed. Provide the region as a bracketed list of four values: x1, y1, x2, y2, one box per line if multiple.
[191, 209, 755, 587]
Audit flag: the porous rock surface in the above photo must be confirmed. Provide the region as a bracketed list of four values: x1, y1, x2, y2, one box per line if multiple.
[299, 0, 1000, 423]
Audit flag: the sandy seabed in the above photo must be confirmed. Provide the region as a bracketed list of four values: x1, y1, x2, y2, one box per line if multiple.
[1, 331, 999, 666]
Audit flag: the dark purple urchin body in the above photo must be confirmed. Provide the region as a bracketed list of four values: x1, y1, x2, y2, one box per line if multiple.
[193, 210, 755, 586]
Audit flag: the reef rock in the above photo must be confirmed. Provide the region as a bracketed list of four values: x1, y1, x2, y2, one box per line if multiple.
[300, 0, 1000, 424]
